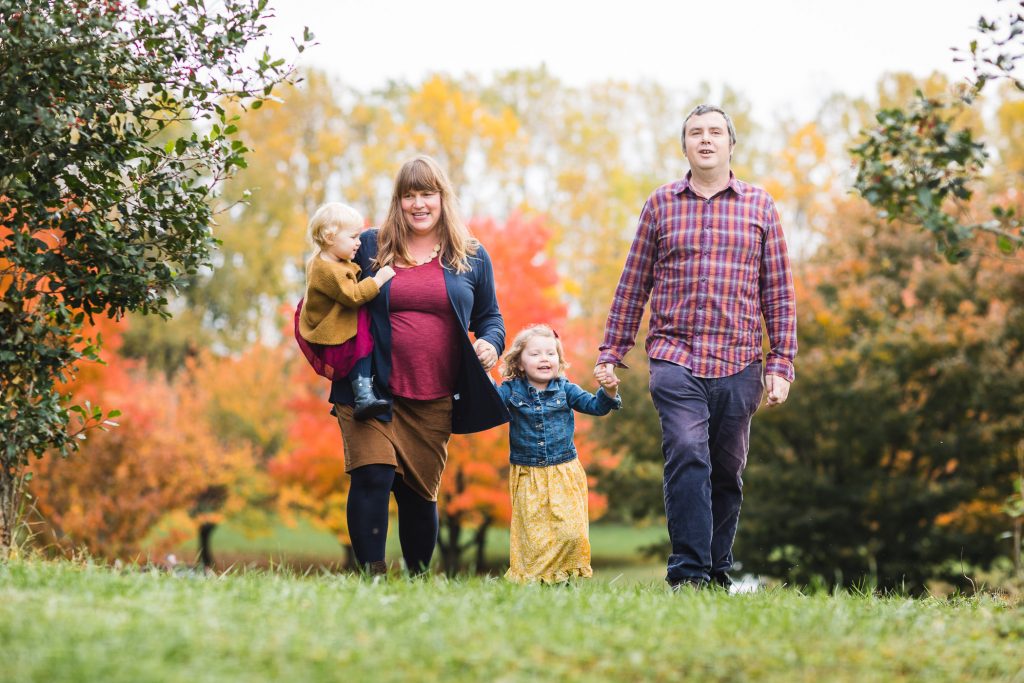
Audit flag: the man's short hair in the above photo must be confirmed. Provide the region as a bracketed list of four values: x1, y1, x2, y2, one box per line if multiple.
[681, 104, 737, 153]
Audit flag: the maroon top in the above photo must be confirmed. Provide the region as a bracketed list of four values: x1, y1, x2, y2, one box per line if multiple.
[388, 258, 461, 399]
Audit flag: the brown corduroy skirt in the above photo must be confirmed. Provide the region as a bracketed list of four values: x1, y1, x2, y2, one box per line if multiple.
[335, 395, 453, 502]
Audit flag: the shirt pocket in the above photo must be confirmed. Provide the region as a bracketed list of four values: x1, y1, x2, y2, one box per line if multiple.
[544, 390, 568, 410]
[509, 393, 535, 419]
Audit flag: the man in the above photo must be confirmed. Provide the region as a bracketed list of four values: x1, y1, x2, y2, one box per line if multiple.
[595, 104, 797, 590]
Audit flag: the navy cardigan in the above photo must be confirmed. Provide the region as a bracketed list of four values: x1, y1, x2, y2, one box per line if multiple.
[329, 229, 511, 434]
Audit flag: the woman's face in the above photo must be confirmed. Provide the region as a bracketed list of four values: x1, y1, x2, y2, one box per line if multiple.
[401, 189, 442, 236]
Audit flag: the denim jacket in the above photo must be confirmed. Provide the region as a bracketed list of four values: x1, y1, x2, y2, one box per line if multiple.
[496, 376, 621, 467]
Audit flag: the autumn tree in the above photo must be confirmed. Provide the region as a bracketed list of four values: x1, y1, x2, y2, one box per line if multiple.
[0, 0, 305, 554]
[171, 345, 286, 565]
[34, 318, 300, 567]
[28, 318, 256, 562]
[269, 347, 358, 568]
[739, 196, 1024, 590]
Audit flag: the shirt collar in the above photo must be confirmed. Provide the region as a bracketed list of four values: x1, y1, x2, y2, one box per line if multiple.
[672, 171, 745, 198]
[516, 376, 561, 394]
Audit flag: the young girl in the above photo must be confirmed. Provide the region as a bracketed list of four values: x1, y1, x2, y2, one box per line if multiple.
[295, 202, 395, 420]
[496, 324, 621, 583]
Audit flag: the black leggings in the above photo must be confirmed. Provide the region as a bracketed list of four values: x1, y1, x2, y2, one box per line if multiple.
[347, 464, 438, 574]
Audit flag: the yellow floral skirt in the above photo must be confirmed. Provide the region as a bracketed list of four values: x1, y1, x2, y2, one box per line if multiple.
[505, 458, 593, 584]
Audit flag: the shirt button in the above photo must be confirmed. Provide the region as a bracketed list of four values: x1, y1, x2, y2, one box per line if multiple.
[700, 277, 707, 282]
[538, 441, 545, 446]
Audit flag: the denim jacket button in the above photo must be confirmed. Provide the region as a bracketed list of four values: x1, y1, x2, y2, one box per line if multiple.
[538, 441, 544, 446]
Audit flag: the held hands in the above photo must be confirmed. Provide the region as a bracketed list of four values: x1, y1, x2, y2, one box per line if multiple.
[764, 374, 791, 407]
[474, 338, 498, 372]
[594, 363, 620, 396]
[373, 265, 396, 288]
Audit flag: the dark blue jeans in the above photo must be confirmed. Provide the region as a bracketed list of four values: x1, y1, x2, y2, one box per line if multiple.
[649, 359, 764, 583]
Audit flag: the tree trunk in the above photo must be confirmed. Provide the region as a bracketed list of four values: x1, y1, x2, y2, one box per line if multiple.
[1014, 518, 1022, 578]
[343, 543, 357, 571]
[437, 465, 467, 575]
[472, 517, 491, 574]
[439, 513, 463, 575]
[0, 464, 21, 559]
[197, 522, 217, 569]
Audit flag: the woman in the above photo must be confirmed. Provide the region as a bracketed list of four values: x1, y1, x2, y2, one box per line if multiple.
[330, 155, 509, 575]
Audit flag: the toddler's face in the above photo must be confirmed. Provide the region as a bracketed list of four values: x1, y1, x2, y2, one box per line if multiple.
[519, 335, 560, 388]
[325, 225, 362, 261]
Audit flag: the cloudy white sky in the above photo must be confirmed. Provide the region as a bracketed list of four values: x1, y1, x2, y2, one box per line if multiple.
[262, 0, 1005, 120]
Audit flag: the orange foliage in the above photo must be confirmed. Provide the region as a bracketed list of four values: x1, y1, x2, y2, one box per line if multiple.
[186, 344, 292, 461]
[934, 499, 1004, 533]
[268, 340, 351, 546]
[29, 317, 257, 560]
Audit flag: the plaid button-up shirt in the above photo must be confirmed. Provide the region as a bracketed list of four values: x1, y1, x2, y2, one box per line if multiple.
[598, 173, 797, 382]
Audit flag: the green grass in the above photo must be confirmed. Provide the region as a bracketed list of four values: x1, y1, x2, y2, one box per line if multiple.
[2, 559, 1022, 683]
[179, 517, 345, 557]
[173, 519, 668, 575]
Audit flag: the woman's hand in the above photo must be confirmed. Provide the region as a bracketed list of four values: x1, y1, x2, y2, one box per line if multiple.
[473, 339, 498, 371]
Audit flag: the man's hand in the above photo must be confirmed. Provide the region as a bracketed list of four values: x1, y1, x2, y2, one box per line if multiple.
[594, 363, 620, 391]
[474, 339, 498, 371]
[764, 374, 791, 407]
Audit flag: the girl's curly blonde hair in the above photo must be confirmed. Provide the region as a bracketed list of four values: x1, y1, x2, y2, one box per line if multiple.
[500, 324, 569, 381]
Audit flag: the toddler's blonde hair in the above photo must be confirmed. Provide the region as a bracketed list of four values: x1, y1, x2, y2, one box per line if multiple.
[307, 202, 364, 258]
[500, 324, 569, 381]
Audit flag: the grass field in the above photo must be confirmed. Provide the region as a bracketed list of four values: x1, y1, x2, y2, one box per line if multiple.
[2, 559, 1022, 682]
[173, 519, 669, 579]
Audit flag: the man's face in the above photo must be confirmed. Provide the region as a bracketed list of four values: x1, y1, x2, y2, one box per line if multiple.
[684, 112, 733, 174]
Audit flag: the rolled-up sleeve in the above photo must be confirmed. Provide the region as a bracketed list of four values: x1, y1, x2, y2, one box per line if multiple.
[759, 198, 797, 382]
[598, 198, 658, 367]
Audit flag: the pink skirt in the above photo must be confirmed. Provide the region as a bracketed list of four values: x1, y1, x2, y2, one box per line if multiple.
[293, 299, 374, 381]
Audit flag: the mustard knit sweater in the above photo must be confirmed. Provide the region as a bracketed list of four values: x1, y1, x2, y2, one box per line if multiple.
[299, 256, 380, 345]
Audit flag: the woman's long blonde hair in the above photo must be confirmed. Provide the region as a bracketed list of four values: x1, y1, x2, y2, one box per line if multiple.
[500, 324, 569, 381]
[374, 155, 478, 273]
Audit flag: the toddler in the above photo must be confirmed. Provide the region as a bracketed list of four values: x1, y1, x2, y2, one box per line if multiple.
[295, 202, 395, 420]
